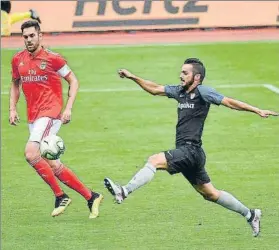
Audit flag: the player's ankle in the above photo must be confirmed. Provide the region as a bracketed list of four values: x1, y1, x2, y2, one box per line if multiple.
[245, 210, 252, 221]
[122, 186, 129, 198]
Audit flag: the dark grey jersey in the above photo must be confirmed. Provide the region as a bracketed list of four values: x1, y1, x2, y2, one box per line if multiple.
[165, 84, 224, 147]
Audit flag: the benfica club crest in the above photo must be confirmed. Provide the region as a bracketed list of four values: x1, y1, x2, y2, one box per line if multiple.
[40, 61, 47, 70]
[190, 93, 195, 99]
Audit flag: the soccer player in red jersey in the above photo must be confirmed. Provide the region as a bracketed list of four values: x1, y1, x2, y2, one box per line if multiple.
[9, 20, 103, 218]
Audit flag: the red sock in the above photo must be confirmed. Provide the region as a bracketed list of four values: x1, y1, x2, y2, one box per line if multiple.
[30, 157, 64, 197]
[54, 164, 92, 200]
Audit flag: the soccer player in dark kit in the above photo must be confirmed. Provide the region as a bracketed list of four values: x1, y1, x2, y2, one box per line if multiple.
[104, 58, 278, 237]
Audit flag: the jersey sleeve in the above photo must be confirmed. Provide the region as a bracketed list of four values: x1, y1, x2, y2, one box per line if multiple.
[197, 85, 224, 105]
[11, 56, 20, 81]
[52, 54, 71, 78]
[164, 85, 181, 100]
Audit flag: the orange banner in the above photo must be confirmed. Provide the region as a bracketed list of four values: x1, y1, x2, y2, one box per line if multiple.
[10, 1, 279, 33]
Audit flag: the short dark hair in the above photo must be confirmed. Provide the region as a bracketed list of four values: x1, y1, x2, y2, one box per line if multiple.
[1, 1, 11, 14]
[184, 58, 206, 82]
[21, 20, 41, 33]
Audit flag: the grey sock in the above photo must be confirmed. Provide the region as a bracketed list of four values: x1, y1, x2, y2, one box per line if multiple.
[124, 163, 156, 194]
[216, 191, 250, 217]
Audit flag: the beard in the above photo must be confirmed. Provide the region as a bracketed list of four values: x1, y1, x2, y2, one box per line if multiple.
[25, 41, 39, 52]
[181, 76, 195, 90]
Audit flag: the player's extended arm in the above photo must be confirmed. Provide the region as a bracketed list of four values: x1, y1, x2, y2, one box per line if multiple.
[9, 79, 20, 125]
[221, 97, 278, 118]
[118, 69, 165, 96]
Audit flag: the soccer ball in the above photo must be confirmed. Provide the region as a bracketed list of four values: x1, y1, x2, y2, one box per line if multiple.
[40, 135, 65, 160]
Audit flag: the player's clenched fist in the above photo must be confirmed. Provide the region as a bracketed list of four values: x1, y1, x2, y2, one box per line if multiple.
[61, 108, 72, 124]
[9, 110, 20, 126]
[118, 69, 134, 79]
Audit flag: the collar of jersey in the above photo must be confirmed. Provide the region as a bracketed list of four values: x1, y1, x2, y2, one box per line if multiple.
[28, 46, 44, 59]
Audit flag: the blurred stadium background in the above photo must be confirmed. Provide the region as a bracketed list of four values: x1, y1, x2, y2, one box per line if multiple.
[2, 1, 279, 250]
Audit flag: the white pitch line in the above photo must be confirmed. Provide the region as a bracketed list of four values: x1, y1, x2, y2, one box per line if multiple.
[78, 87, 140, 93]
[78, 83, 263, 93]
[0, 83, 263, 95]
[2, 40, 279, 51]
[214, 83, 263, 88]
[263, 84, 279, 95]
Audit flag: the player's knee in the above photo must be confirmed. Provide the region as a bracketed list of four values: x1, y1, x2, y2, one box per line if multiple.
[47, 160, 61, 170]
[147, 154, 161, 167]
[24, 148, 40, 163]
[51, 163, 64, 176]
[202, 191, 219, 202]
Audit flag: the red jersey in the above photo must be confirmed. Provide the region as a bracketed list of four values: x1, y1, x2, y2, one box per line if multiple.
[11, 47, 71, 123]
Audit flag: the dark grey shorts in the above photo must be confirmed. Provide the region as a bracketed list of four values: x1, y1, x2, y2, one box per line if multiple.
[164, 144, 210, 185]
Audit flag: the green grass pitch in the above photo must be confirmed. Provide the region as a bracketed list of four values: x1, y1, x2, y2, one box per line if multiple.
[1, 41, 279, 250]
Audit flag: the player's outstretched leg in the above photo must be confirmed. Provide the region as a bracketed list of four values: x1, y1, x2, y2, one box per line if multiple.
[247, 209, 261, 237]
[104, 159, 159, 204]
[104, 164, 156, 204]
[10, 12, 31, 25]
[194, 183, 261, 237]
[215, 191, 262, 237]
[104, 178, 127, 204]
